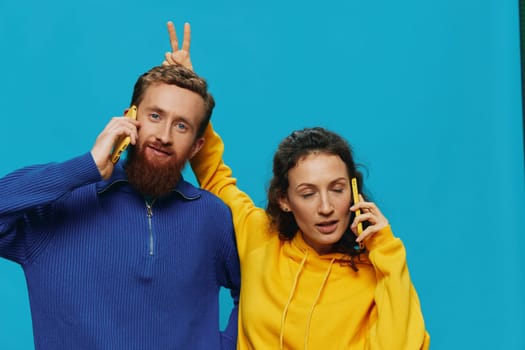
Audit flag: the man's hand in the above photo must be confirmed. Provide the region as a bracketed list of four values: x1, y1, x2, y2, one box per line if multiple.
[90, 114, 139, 180]
[162, 21, 193, 71]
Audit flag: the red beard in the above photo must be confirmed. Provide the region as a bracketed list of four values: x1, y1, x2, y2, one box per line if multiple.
[125, 141, 185, 198]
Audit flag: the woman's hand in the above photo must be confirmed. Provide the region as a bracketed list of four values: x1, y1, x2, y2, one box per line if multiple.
[350, 195, 389, 244]
[162, 21, 193, 71]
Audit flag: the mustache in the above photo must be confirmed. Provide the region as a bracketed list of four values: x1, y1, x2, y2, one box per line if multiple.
[145, 140, 173, 155]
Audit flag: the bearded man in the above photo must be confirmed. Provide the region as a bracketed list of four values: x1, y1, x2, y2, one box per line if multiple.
[0, 64, 240, 350]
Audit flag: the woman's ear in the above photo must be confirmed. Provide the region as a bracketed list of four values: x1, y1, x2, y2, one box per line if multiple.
[278, 196, 291, 212]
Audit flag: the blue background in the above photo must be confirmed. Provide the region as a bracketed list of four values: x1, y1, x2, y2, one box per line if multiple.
[1, 0, 524, 348]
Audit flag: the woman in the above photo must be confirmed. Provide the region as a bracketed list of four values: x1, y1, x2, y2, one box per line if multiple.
[164, 22, 430, 349]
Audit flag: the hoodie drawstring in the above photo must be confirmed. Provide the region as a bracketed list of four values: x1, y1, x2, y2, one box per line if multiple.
[280, 253, 336, 350]
[304, 257, 335, 350]
[280, 251, 308, 350]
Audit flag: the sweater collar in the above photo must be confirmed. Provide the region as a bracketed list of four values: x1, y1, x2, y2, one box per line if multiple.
[96, 161, 201, 200]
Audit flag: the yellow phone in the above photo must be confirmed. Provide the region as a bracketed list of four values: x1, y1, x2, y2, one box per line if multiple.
[351, 177, 363, 236]
[111, 105, 137, 164]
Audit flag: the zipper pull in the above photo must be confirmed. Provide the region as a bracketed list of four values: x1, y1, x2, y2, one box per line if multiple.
[146, 204, 153, 217]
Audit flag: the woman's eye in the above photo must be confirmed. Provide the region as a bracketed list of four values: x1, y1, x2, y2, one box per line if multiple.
[301, 193, 314, 199]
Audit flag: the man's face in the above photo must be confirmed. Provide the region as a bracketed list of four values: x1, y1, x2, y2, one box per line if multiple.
[126, 83, 205, 197]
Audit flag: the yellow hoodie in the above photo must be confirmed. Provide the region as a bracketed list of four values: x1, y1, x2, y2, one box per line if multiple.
[191, 124, 430, 349]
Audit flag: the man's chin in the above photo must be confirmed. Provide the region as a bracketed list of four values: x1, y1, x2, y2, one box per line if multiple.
[126, 148, 183, 197]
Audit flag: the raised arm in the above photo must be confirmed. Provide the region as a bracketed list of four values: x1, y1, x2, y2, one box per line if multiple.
[0, 111, 140, 263]
[190, 123, 272, 259]
[161, 21, 272, 256]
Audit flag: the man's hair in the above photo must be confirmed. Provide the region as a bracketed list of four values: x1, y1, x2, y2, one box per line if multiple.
[131, 65, 215, 137]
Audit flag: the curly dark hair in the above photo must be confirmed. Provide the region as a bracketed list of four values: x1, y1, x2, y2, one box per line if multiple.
[266, 127, 368, 269]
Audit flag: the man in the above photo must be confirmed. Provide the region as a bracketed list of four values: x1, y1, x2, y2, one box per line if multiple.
[0, 64, 240, 349]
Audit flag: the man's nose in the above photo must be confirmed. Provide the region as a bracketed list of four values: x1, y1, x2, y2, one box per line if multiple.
[156, 123, 172, 144]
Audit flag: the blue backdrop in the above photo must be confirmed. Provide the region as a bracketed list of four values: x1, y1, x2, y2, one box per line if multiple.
[1, 0, 524, 348]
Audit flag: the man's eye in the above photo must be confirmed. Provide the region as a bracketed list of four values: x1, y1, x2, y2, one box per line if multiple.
[150, 113, 160, 120]
[176, 122, 188, 130]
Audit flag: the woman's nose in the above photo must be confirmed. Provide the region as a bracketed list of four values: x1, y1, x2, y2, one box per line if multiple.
[318, 195, 334, 215]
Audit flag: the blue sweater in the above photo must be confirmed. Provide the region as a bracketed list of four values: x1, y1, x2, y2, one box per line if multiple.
[0, 153, 240, 350]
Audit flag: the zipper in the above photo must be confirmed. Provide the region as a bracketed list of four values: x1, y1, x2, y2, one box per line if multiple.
[145, 200, 155, 256]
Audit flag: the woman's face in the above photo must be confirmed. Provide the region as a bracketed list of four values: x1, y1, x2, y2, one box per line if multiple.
[279, 152, 353, 255]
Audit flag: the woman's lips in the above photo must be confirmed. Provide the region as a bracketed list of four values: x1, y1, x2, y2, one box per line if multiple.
[316, 220, 339, 234]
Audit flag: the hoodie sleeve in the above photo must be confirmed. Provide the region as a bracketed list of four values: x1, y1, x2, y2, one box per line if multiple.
[0, 153, 102, 264]
[365, 225, 430, 350]
[190, 123, 271, 260]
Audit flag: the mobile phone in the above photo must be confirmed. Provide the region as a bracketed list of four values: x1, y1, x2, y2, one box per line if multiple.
[351, 177, 363, 236]
[111, 105, 137, 164]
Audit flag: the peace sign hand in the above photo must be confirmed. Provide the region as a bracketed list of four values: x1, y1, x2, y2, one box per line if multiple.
[162, 21, 193, 71]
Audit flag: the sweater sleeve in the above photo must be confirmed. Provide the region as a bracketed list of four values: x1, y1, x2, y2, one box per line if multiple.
[0, 153, 102, 264]
[190, 123, 271, 259]
[216, 208, 241, 349]
[365, 226, 430, 349]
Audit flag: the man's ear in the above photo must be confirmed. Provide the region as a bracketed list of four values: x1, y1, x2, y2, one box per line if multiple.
[188, 137, 205, 159]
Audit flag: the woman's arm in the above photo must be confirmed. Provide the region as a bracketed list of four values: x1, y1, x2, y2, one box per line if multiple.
[161, 21, 271, 256]
[351, 200, 430, 349]
[190, 124, 272, 258]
